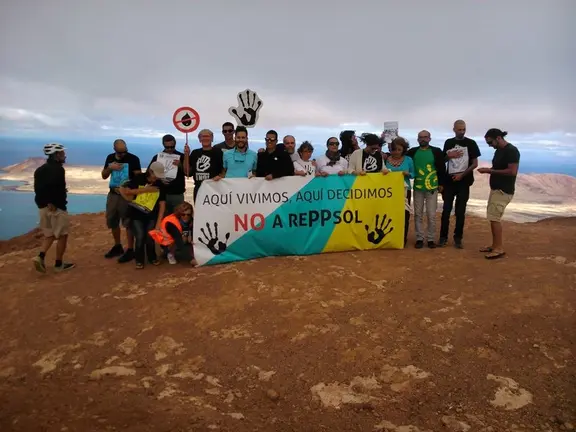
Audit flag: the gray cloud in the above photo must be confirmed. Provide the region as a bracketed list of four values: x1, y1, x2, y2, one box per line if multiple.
[1, 0, 575, 137]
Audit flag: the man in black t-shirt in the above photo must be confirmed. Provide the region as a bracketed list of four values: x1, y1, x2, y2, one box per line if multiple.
[148, 134, 186, 215]
[439, 120, 481, 248]
[477, 128, 521, 260]
[184, 129, 224, 202]
[119, 162, 167, 269]
[101, 139, 142, 262]
[256, 130, 294, 180]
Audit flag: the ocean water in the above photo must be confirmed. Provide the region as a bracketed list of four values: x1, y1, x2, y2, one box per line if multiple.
[0, 181, 106, 240]
[1, 135, 575, 241]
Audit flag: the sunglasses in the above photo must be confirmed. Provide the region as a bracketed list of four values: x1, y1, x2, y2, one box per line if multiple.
[265, 138, 277, 142]
[164, 145, 176, 149]
[116, 150, 127, 155]
[222, 129, 234, 133]
[328, 142, 339, 146]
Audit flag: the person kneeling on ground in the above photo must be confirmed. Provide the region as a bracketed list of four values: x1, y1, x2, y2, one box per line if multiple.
[119, 162, 167, 269]
[149, 201, 197, 266]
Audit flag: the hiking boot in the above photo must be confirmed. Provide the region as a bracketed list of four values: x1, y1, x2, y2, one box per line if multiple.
[427, 241, 437, 249]
[415, 240, 424, 249]
[54, 263, 75, 272]
[454, 238, 464, 249]
[32, 256, 46, 273]
[437, 237, 447, 247]
[117, 249, 134, 263]
[105, 244, 124, 259]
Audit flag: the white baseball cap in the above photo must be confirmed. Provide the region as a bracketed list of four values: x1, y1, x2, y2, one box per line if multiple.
[148, 161, 166, 179]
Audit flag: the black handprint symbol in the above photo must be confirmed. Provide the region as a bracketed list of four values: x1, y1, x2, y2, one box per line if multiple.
[365, 214, 394, 245]
[228, 89, 263, 128]
[198, 222, 230, 255]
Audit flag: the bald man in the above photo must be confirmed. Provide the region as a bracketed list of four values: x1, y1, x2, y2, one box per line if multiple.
[406, 131, 446, 249]
[102, 139, 142, 262]
[439, 120, 481, 248]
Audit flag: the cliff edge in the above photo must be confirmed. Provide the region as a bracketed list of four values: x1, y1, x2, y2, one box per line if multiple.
[0, 213, 575, 431]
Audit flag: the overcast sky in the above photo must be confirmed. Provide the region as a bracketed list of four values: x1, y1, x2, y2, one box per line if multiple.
[0, 0, 574, 146]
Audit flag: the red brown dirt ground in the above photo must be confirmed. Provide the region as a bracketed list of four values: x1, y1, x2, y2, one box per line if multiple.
[0, 213, 575, 432]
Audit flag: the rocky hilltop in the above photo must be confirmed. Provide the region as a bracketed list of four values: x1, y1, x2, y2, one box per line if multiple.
[0, 213, 574, 431]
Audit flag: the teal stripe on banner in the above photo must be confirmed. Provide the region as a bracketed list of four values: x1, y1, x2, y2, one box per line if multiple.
[205, 175, 357, 266]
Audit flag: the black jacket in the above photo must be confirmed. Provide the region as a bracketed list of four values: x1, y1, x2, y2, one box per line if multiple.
[407, 145, 447, 187]
[256, 147, 294, 178]
[34, 158, 67, 210]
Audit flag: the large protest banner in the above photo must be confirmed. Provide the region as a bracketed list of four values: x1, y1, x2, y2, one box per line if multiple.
[193, 172, 406, 266]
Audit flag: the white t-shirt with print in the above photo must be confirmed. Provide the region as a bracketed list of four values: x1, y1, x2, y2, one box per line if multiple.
[316, 155, 349, 175]
[293, 160, 316, 176]
[447, 144, 469, 174]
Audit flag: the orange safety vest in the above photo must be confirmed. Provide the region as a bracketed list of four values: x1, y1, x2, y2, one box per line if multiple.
[148, 214, 183, 246]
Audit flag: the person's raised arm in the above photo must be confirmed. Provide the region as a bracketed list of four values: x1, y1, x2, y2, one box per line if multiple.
[183, 145, 190, 177]
[102, 156, 115, 180]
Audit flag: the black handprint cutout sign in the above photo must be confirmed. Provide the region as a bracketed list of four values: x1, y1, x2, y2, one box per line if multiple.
[228, 89, 263, 128]
[365, 214, 394, 245]
[198, 222, 230, 255]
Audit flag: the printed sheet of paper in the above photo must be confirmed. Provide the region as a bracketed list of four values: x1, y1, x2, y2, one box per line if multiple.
[157, 152, 180, 181]
[383, 121, 399, 144]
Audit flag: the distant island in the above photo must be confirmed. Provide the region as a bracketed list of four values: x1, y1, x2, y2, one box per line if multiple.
[2, 157, 576, 223]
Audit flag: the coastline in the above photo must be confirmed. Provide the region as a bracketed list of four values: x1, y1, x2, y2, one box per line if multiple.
[2, 165, 576, 227]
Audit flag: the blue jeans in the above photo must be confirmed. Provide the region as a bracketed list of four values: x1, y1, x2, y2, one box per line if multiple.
[131, 218, 157, 264]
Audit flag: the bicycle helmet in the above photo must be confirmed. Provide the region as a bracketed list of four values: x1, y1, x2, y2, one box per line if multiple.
[43, 143, 66, 155]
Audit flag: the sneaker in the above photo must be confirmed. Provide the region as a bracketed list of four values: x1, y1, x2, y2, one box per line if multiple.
[54, 263, 75, 272]
[105, 244, 124, 259]
[167, 253, 177, 265]
[454, 238, 464, 249]
[117, 249, 134, 264]
[32, 256, 46, 273]
[438, 237, 447, 247]
[415, 240, 424, 249]
[427, 241, 437, 249]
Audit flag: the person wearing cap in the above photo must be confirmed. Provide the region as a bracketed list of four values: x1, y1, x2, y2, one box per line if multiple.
[101, 138, 142, 262]
[32, 143, 75, 273]
[119, 161, 167, 269]
[477, 128, 520, 260]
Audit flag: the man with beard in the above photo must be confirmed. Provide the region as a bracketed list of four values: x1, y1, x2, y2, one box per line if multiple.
[184, 129, 224, 202]
[213, 122, 236, 152]
[347, 133, 390, 175]
[477, 128, 520, 260]
[222, 126, 258, 178]
[147, 134, 186, 215]
[101, 139, 141, 262]
[407, 130, 446, 249]
[256, 130, 294, 180]
[439, 120, 481, 249]
[282, 135, 300, 162]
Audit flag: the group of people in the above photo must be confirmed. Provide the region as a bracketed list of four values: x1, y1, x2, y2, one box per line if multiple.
[31, 119, 520, 272]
